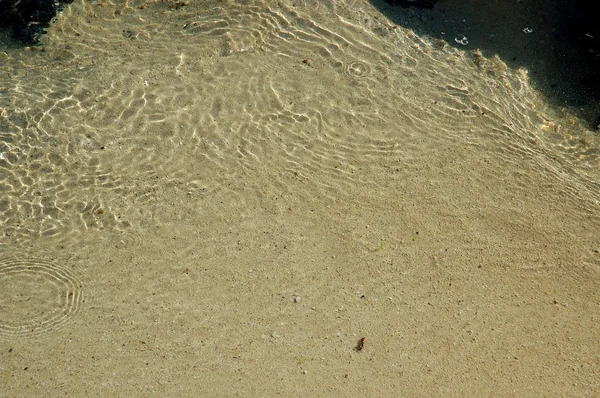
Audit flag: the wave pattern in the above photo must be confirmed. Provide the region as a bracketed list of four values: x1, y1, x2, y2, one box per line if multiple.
[0, 0, 598, 248]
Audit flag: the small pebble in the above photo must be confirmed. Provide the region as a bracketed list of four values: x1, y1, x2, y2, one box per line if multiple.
[294, 296, 301, 303]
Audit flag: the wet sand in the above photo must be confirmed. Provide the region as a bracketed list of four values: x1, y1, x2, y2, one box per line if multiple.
[1, 0, 599, 395]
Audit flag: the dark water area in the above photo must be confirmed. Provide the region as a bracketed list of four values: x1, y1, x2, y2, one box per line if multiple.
[372, 0, 600, 130]
[0, 0, 74, 44]
[3, 0, 599, 131]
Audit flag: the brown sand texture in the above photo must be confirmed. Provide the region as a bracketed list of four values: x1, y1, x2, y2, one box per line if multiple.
[1, 0, 599, 395]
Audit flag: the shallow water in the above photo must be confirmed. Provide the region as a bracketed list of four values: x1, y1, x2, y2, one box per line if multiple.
[1, 0, 600, 395]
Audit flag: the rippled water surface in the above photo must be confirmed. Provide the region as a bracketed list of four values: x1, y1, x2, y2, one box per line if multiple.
[1, 0, 600, 395]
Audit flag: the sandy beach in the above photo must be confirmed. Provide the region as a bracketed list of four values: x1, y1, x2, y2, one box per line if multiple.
[1, 0, 599, 395]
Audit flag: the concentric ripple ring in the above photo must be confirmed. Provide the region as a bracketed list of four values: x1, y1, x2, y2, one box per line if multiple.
[0, 257, 84, 338]
[345, 60, 371, 78]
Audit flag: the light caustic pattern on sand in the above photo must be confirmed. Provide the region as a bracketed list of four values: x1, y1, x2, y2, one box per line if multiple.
[1, 0, 598, 246]
[0, 257, 84, 338]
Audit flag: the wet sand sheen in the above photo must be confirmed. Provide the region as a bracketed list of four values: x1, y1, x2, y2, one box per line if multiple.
[0, 0, 599, 395]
